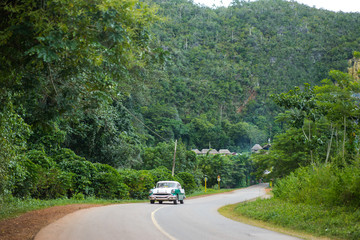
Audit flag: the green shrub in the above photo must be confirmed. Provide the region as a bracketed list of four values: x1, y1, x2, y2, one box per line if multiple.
[234, 198, 360, 240]
[0, 102, 31, 196]
[9, 153, 73, 199]
[71, 193, 85, 200]
[334, 164, 360, 207]
[33, 168, 73, 199]
[147, 166, 184, 187]
[24, 150, 72, 199]
[58, 160, 97, 196]
[119, 169, 154, 199]
[148, 166, 175, 183]
[26, 149, 55, 169]
[53, 148, 86, 163]
[273, 163, 360, 207]
[93, 163, 129, 199]
[7, 157, 36, 198]
[176, 172, 197, 193]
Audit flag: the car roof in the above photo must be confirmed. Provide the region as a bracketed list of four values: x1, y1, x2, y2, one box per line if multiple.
[157, 181, 180, 184]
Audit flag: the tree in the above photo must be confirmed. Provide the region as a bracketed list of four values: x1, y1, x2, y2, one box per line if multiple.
[141, 141, 196, 173]
[252, 128, 311, 179]
[0, 102, 31, 195]
[198, 154, 251, 188]
[141, 103, 187, 144]
[314, 69, 360, 163]
[256, 55, 360, 179]
[0, 0, 158, 157]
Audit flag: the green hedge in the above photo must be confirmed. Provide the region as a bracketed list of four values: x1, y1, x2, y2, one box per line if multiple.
[177, 172, 196, 193]
[273, 162, 360, 207]
[8, 148, 200, 200]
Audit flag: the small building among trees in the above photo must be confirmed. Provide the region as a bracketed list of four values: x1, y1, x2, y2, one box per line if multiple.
[251, 144, 263, 153]
[192, 148, 233, 155]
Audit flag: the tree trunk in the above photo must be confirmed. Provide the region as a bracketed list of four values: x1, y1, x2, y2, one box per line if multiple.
[172, 140, 177, 176]
[309, 120, 313, 164]
[343, 117, 346, 162]
[325, 123, 334, 164]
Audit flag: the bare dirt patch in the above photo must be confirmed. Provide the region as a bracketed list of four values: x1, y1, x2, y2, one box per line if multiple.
[0, 204, 102, 240]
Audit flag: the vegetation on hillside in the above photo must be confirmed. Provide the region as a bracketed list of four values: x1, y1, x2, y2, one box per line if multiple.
[1, 4, 360, 235]
[229, 54, 360, 240]
[145, 0, 360, 151]
[252, 53, 360, 179]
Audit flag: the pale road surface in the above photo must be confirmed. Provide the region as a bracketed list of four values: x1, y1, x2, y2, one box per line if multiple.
[35, 183, 301, 240]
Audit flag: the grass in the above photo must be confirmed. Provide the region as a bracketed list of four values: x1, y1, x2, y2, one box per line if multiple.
[187, 187, 236, 198]
[218, 197, 360, 240]
[0, 195, 144, 221]
[0, 187, 234, 221]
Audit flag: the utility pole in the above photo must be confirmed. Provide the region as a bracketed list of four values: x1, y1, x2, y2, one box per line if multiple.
[172, 140, 177, 176]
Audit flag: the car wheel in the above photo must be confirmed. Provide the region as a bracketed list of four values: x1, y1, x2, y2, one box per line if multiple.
[150, 200, 155, 204]
[159, 201, 163, 204]
[180, 199, 184, 204]
[173, 195, 178, 204]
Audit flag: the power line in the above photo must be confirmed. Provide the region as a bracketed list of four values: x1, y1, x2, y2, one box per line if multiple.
[120, 104, 168, 142]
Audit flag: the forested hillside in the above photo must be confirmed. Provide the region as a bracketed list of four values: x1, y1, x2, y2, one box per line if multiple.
[143, 0, 360, 151]
[1, 0, 360, 202]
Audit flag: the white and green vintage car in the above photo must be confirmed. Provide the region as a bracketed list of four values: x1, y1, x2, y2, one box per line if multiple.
[149, 181, 185, 204]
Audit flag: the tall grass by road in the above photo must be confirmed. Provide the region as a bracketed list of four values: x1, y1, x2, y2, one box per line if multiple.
[220, 163, 360, 240]
[222, 198, 359, 240]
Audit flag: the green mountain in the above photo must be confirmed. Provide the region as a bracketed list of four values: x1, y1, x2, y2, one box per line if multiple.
[1, 0, 360, 201]
[139, 0, 360, 150]
[1, 0, 360, 169]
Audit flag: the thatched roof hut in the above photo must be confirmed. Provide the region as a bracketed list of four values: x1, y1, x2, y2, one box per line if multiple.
[208, 149, 218, 154]
[219, 149, 231, 155]
[192, 149, 201, 155]
[251, 144, 263, 153]
[201, 149, 210, 154]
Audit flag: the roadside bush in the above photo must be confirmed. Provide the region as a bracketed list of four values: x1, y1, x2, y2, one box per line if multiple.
[148, 166, 184, 187]
[119, 169, 154, 199]
[33, 168, 73, 199]
[0, 102, 31, 196]
[9, 153, 73, 199]
[58, 159, 97, 196]
[273, 163, 360, 207]
[233, 198, 360, 240]
[71, 193, 85, 200]
[24, 149, 72, 199]
[334, 163, 360, 207]
[176, 172, 196, 193]
[7, 157, 35, 198]
[93, 163, 129, 199]
[148, 166, 175, 183]
[53, 148, 86, 163]
[26, 149, 55, 169]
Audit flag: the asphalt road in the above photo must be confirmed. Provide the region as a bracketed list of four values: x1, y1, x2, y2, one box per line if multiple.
[35, 184, 301, 240]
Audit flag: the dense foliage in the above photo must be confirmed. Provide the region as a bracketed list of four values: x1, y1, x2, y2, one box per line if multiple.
[229, 54, 360, 240]
[252, 54, 360, 179]
[1, 0, 360, 206]
[273, 163, 360, 207]
[144, 0, 360, 151]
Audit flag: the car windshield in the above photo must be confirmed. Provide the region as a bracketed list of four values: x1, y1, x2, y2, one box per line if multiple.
[156, 182, 177, 188]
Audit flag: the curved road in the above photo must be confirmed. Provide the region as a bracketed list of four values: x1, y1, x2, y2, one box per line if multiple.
[35, 184, 300, 240]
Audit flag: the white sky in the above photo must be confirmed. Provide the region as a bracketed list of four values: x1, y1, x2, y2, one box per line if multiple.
[192, 0, 360, 13]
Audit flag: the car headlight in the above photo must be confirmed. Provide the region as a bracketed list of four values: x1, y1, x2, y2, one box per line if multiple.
[149, 190, 153, 195]
[171, 189, 175, 194]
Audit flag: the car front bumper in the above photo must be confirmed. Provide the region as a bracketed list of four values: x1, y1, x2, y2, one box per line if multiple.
[149, 194, 177, 201]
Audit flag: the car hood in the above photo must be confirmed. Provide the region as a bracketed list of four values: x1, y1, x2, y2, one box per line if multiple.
[153, 188, 174, 194]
